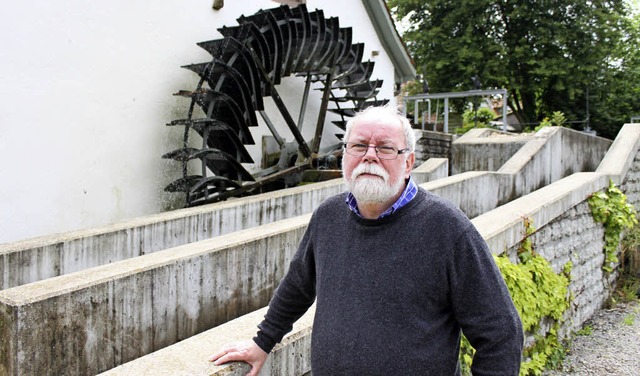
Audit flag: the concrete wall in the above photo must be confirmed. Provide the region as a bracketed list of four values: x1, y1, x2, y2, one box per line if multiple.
[451, 128, 532, 174]
[423, 171, 512, 219]
[0, 126, 628, 375]
[412, 157, 449, 183]
[414, 130, 455, 165]
[499, 127, 611, 197]
[426, 127, 612, 218]
[0, 127, 609, 290]
[452, 127, 611, 181]
[0, 157, 449, 291]
[98, 125, 640, 376]
[0, 215, 310, 375]
[0, 180, 346, 290]
[0, 0, 400, 244]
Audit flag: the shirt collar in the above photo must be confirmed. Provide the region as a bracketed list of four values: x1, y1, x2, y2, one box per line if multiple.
[345, 176, 418, 219]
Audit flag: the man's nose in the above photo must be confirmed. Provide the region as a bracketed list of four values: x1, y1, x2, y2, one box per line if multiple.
[363, 145, 379, 161]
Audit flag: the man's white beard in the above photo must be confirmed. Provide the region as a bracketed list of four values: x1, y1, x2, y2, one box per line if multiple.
[344, 162, 406, 204]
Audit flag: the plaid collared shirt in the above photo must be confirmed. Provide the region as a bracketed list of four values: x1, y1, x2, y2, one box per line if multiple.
[345, 176, 418, 219]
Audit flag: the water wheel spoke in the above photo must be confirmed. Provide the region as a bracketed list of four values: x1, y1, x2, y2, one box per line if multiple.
[165, 4, 391, 207]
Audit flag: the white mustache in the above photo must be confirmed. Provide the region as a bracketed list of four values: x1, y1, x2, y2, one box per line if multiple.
[351, 163, 389, 182]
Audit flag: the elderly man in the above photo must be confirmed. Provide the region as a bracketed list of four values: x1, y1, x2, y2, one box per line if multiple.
[211, 105, 524, 375]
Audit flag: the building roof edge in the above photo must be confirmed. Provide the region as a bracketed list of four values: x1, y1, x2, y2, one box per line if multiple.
[362, 0, 416, 83]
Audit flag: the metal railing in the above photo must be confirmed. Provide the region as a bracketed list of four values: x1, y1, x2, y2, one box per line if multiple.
[402, 89, 509, 133]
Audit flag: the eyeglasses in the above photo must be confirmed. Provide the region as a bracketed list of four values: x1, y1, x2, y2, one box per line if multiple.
[343, 142, 410, 160]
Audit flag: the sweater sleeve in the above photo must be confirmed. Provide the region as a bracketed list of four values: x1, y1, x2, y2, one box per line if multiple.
[449, 223, 524, 375]
[253, 219, 317, 354]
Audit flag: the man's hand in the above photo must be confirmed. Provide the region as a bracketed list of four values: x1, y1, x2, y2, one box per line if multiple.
[209, 340, 268, 376]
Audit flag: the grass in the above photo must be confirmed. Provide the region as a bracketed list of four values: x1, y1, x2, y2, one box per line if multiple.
[576, 324, 593, 336]
[623, 314, 636, 326]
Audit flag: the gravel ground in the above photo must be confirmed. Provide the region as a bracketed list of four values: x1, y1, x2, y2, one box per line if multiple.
[543, 300, 640, 376]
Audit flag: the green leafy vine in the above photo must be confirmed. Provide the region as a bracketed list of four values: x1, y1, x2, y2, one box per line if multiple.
[588, 180, 638, 273]
[460, 218, 571, 375]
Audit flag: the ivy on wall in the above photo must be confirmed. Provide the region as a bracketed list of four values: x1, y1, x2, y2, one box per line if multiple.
[461, 182, 637, 374]
[588, 180, 638, 273]
[495, 253, 570, 374]
[460, 218, 571, 376]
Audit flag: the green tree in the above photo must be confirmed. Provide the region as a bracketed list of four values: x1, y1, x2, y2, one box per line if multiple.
[586, 11, 640, 138]
[388, 0, 639, 137]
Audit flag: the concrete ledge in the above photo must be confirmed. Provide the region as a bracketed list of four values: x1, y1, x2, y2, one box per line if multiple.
[472, 173, 610, 254]
[0, 125, 634, 375]
[597, 123, 640, 183]
[428, 127, 611, 219]
[117, 169, 627, 376]
[453, 127, 497, 142]
[0, 156, 453, 291]
[0, 215, 311, 375]
[113, 126, 635, 376]
[100, 305, 316, 376]
[417, 129, 457, 142]
[0, 179, 345, 290]
[413, 158, 448, 183]
[499, 127, 610, 197]
[498, 127, 558, 175]
[452, 128, 532, 174]
[422, 171, 514, 218]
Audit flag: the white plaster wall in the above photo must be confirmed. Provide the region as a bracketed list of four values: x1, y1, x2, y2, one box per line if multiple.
[0, 0, 398, 244]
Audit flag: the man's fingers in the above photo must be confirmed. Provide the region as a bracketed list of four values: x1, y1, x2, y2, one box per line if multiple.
[212, 352, 236, 366]
[210, 340, 266, 376]
[208, 350, 226, 362]
[210, 343, 242, 362]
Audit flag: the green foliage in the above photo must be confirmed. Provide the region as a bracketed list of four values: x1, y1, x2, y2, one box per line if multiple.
[496, 255, 569, 332]
[459, 335, 475, 375]
[387, 0, 640, 138]
[576, 324, 593, 336]
[617, 275, 640, 302]
[517, 217, 536, 263]
[562, 261, 573, 279]
[534, 117, 553, 132]
[588, 181, 638, 273]
[495, 254, 570, 375]
[550, 111, 567, 127]
[462, 107, 495, 127]
[533, 111, 567, 132]
[460, 218, 570, 375]
[587, 11, 640, 139]
[519, 330, 566, 375]
[623, 314, 636, 326]
[456, 107, 496, 134]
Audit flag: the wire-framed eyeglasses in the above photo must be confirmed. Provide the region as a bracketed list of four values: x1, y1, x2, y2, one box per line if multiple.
[343, 142, 410, 160]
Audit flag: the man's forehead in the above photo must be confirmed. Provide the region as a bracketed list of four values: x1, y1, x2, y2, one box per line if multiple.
[351, 116, 403, 138]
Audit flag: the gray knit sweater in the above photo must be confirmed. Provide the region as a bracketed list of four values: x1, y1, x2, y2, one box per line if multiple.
[254, 188, 523, 375]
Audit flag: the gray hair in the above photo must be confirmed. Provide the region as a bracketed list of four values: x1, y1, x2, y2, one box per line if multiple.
[343, 104, 416, 152]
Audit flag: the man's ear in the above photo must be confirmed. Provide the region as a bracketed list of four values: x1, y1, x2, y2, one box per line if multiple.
[405, 152, 415, 178]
